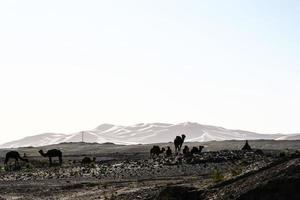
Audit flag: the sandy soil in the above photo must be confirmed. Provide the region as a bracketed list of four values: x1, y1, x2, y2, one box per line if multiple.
[0, 141, 298, 199]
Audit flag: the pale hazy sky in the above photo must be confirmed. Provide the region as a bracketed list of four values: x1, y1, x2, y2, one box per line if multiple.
[0, 0, 300, 143]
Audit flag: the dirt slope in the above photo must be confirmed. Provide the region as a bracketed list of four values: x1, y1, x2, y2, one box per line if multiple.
[157, 157, 300, 200]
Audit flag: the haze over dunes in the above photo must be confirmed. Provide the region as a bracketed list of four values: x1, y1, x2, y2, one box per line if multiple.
[1, 122, 299, 148]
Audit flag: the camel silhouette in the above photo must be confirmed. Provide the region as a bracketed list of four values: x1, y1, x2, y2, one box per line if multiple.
[174, 134, 186, 153]
[5, 151, 28, 167]
[183, 145, 190, 157]
[81, 157, 96, 165]
[198, 145, 204, 153]
[191, 145, 204, 155]
[39, 149, 62, 166]
[166, 146, 172, 157]
[150, 146, 165, 158]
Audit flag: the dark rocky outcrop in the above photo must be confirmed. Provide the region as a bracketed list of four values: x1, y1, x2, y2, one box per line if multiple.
[156, 157, 300, 200]
[206, 157, 300, 200]
[237, 176, 300, 200]
[156, 186, 203, 200]
[242, 140, 252, 151]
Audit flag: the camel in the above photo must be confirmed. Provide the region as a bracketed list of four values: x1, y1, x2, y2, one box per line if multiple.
[198, 145, 204, 153]
[38, 149, 62, 166]
[191, 145, 204, 155]
[150, 146, 165, 158]
[174, 134, 186, 153]
[166, 146, 172, 157]
[183, 145, 190, 157]
[5, 151, 28, 167]
[81, 157, 96, 165]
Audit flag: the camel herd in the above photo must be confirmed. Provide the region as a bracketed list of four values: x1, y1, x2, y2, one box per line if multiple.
[149, 134, 204, 158]
[3, 135, 253, 169]
[3, 134, 221, 168]
[4, 149, 63, 167]
[149, 134, 186, 158]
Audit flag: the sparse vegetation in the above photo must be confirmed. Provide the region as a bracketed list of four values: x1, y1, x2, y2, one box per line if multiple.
[213, 167, 224, 183]
[231, 165, 243, 177]
[279, 150, 289, 158]
[0, 141, 298, 199]
[24, 163, 35, 171]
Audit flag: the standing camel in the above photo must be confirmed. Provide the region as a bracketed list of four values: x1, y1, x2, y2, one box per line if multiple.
[5, 151, 28, 167]
[174, 134, 186, 154]
[38, 149, 62, 166]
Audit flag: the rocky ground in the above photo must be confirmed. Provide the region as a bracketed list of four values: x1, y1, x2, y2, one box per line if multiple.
[0, 141, 299, 199]
[157, 155, 300, 200]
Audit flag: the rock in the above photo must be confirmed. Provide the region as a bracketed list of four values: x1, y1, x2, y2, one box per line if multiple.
[156, 186, 203, 200]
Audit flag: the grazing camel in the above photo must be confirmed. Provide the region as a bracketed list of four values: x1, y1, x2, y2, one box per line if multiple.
[39, 149, 62, 166]
[81, 157, 96, 165]
[191, 145, 204, 155]
[150, 146, 165, 158]
[5, 151, 28, 166]
[174, 134, 186, 153]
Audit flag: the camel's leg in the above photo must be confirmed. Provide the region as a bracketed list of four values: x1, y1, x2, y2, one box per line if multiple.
[175, 145, 179, 154]
[179, 143, 182, 152]
[15, 158, 19, 168]
[59, 156, 62, 166]
[49, 157, 52, 166]
[4, 157, 9, 165]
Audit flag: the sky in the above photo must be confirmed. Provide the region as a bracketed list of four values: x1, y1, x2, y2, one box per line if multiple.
[0, 0, 300, 143]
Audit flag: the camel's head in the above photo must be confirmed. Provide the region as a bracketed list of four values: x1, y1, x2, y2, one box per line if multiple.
[199, 145, 204, 152]
[38, 150, 44, 155]
[181, 134, 186, 140]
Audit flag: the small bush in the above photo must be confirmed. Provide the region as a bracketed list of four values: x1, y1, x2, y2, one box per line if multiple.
[279, 151, 288, 158]
[24, 163, 35, 172]
[29, 159, 50, 168]
[0, 166, 5, 172]
[231, 166, 242, 177]
[213, 167, 224, 183]
[4, 164, 21, 171]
